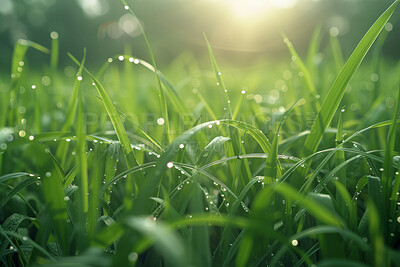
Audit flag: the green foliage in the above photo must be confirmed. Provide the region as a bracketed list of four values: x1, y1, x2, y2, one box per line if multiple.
[1, 1, 400, 267]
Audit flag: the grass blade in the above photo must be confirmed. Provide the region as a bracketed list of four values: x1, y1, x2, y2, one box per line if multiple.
[303, 0, 399, 158]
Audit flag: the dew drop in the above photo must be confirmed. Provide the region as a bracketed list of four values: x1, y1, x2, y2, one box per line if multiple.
[291, 239, 298, 246]
[29, 135, 35, 141]
[167, 162, 174, 168]
[157, 118, 165, 125]
[50, 31, 59, 39]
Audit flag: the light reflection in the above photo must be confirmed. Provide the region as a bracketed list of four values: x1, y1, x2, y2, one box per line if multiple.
[77, 0, 109, 18]
[230, 0, 298, 18]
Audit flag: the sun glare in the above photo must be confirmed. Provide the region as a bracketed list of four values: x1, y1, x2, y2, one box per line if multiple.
[231, 0, 298, 18]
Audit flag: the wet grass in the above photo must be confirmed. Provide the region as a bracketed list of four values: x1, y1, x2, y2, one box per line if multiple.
[1, 1, 400, 266]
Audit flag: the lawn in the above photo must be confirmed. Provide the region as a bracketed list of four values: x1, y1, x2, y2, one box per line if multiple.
[1, 1, 400, 266]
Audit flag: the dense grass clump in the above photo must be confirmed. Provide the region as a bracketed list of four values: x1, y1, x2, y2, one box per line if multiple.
[1, 1, 400, 266]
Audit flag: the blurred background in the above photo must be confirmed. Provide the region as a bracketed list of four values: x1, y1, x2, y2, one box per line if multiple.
[0, 0, 399, 72]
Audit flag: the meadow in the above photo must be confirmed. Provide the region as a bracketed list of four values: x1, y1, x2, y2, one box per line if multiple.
[1, 1, 400, 266]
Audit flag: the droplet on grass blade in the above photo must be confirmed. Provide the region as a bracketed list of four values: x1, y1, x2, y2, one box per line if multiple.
[50, 31, 59, 39]
[157, 118, 165, 125]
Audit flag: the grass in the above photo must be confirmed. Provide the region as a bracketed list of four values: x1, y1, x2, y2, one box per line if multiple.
[1, 1, 400, 266]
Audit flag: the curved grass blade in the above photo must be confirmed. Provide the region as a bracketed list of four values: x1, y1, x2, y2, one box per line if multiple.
[303, 1, 399, 159]
[125, 216, 188, 267]
[120, 1, 171, 143]
[283, 34, 318, 96]
[204, 34, 232, 117]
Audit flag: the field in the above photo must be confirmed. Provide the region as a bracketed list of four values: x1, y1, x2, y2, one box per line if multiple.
[1, 1, 400, 266]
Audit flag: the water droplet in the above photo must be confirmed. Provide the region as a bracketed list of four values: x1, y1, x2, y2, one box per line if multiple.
[385, 22, 393, 32]
[329, 27, 339, 37]
[124, 5, 129, 10]
[341, 108, 345, 112]
[29, 135, 35, 141]
[108, 58, 113, 63]
[46, 172, 51, 177]
[291, 239, 298, 246]
[118, 55, 124, 61]
[241, 90, 246, 94]
[179, 144, 185, 149]
[64, 196, 69, 201]
[18, 130, 26, 137]
[157, 118, 165, 125]
[217, 82, 220, 85]
[134, 59, 140, 64]
[128, 252, 138, 262]
[22, 236, 28, 241]
[217, 72, 221, 75]
[50, 31, 59, 39]
[167, 162, 174, 168]
[66, 138, 71, 142]
[208, 124, 213, 128]
[31, 85, 36, 90]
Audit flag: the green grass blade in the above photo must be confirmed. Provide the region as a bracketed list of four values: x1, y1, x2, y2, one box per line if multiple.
[283, 34, 318, 96]
[120, 1, 171, 143]
[124, 216, 188, 267]
[384, 86, 400, 220]
[368, 200, 385, 267]
[330, 35, 345, 73]
[203, 34, 233, 117]
[274, 183, 345, 227]
[306, 24, 323, 75]
[335, 109, 347, 218]
[303, 0, 399, 158]
[76, 49, 88, 214]
[196, 136, 230, 166]
[90, 75, 142, 210]
[50, 31, 59, 70]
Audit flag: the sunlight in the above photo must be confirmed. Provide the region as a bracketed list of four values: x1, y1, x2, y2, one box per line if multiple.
[231, 0, 298, 18]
